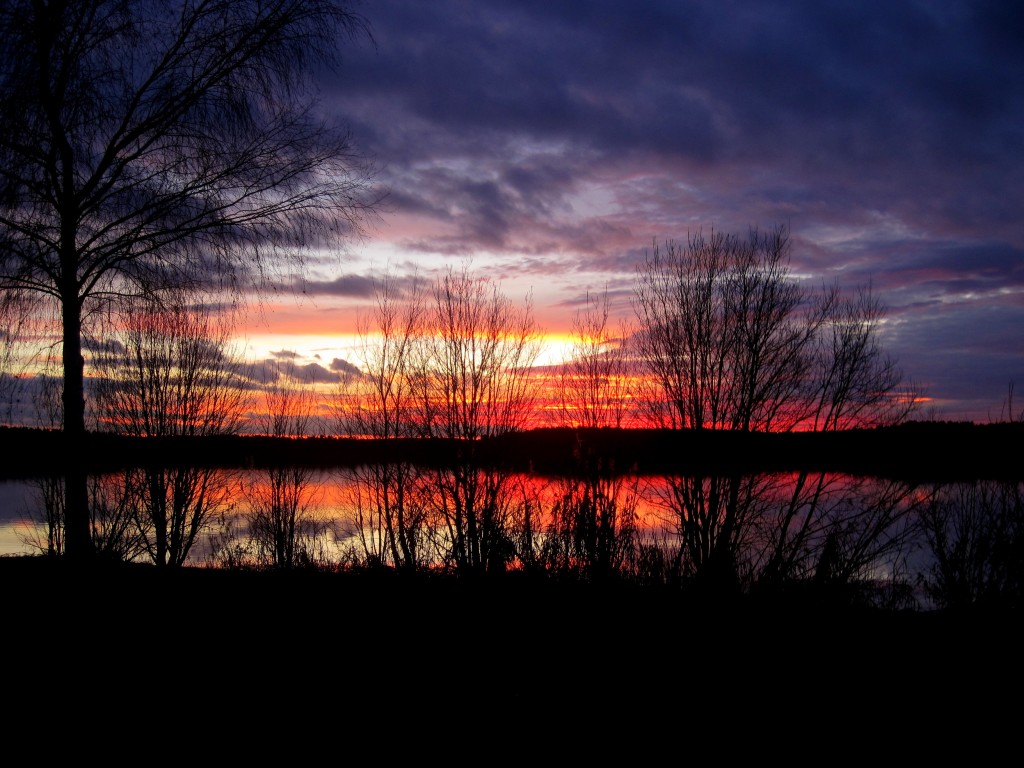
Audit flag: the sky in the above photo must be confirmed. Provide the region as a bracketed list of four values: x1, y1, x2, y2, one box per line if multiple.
[237, 0, 1024, 424]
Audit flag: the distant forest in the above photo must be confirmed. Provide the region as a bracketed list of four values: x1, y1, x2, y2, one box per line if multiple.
[3, 420, 1022, 483]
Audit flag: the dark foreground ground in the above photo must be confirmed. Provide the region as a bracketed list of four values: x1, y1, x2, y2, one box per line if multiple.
[2, 555, 1020, 757]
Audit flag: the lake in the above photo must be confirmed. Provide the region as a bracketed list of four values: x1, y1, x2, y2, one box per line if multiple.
[3, 466, 1019, 611]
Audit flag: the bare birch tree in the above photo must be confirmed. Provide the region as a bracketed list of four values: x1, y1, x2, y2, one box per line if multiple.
[0, 0, 378, 559]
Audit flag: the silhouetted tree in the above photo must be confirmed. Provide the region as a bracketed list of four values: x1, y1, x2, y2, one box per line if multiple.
[752, 285, 920, 593]
[632, 224, 918, 588]
[636, 226, 825, 431]
[0, 0, 377, 559]
[412, 265, 540, 574]
[92, 299, 247, 567]
[340, 271, 431, 571]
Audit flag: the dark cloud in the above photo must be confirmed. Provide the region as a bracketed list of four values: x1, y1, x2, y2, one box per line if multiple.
[331, 358, 363, 377]
[299, 273, 376, 297]
[342, 0, 1024, 225]
[239, 358, 347, 387]
[291, 362, 342, 384]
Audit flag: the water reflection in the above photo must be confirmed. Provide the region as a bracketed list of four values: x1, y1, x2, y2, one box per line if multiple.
[4, 469, 1021, 609]
[0, 480, 41, 556]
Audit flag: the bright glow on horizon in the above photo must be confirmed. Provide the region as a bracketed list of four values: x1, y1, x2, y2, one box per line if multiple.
[531, 334, 579, 368]
[236, 330, 584, 372]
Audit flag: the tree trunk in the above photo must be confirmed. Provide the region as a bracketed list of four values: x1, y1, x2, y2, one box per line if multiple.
[61, 293, 93, 560]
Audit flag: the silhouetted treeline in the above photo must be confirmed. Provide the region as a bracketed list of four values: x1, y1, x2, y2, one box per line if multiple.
[487, 421, 1024, 481]
[3, 420, 1021, 482]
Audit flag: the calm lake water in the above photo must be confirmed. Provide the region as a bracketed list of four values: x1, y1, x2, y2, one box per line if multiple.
[0, 470, 356, 560]
[0, 480, 42, 556]
[3, 467, 1015, 613]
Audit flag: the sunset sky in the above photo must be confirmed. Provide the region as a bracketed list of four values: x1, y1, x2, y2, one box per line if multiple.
[237, 0, 1023, 424]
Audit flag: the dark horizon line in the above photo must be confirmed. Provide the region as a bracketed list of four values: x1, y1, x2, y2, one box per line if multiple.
[2, 420, 1022, 483]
